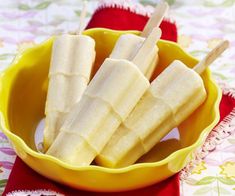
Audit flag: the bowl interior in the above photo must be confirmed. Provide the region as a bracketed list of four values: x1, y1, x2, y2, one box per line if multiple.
[0, 28, 219, 164]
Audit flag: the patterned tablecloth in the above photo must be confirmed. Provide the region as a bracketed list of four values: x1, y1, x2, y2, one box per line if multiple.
[0, 0, 234, 195]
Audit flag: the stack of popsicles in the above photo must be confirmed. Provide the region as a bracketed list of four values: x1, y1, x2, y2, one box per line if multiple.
[46, 27, 161, 165]
[44, 1, 229, 168]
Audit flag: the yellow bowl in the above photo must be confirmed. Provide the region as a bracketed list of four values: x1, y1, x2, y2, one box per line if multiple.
[0, 28, 221, 192]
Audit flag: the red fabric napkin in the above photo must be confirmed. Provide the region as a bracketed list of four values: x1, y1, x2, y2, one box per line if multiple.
[3, 3, 181, 196]
[86, 6, 177, 42]
[3, 157, 180, 196]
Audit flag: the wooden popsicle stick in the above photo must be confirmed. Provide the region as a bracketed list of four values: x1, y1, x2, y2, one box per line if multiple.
[77, 1, 87, 35]
[193, 40, 229, 75]
[132, 27, 162, 69]
[141, 1, 169, 37]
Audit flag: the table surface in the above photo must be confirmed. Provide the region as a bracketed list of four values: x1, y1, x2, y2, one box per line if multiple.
[0, 0, 235, 195]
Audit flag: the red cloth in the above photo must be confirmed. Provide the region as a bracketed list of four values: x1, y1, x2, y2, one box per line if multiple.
[86, 7, 178, 42]
[3, 3, 182, 196]
[3, 157, 179, 196]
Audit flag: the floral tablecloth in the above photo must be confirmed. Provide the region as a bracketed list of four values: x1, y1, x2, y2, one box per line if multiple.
[0, 0, 235, 195]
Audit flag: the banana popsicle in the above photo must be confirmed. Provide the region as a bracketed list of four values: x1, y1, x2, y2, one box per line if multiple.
[97, 41, 229, 168]
[109, 1, 168, 79]
[46, 28, 161, 166]
[44, 34, 96, 151]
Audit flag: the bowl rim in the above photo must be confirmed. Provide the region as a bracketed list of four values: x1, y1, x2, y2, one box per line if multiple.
[0, 27, 222, 173]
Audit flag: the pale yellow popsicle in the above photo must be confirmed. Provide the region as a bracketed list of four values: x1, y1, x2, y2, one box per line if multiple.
[96, 60, 206, 167]
[110, 34, 158, 79]
[44, 34, 96, 151]
[109, 1, 168, 79]
[96, 40, 229, 168]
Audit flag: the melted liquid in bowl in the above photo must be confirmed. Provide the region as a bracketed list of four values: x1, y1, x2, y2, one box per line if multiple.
[35, 118, 45, 152]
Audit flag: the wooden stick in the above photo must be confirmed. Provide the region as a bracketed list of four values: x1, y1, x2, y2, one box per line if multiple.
[132, 27, 162, 71]
[193, 40, 229, 74]
[141, 1, 169, 37]
[77, 1, 87, 35]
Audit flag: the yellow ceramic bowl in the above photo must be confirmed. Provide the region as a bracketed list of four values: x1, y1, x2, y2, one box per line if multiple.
[0, 28, 221, 192]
